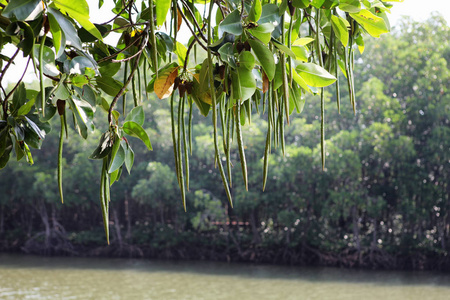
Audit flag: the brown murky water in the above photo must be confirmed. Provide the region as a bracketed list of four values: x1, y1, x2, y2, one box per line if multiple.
[0, 254, 449, 299]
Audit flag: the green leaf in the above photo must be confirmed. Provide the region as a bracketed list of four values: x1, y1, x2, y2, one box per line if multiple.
[96, 76, 124, 96]
[247, 39, 275, 81]
[69, 56, 97, 76]
[77, 24, 108, 42]
[75, 85, 97, 107]
[99, 62, 121, 77]
[24, 116, 45, 140]
[339, 0, 361, 13]
[17, 98, 35, 116]
[67, 98, 94, 139]
[23, 142, 34, 165]
[292, 45, 309, 62]
[331, 15, 350, 47]
[11, 82, 27, 115]
[292, 37, 314, 46]
[156, 0, 171, 26]
[248, 23, 274, 44]
[291, 69, 311, 93]
[7, 21, 35, 56]
[238, 51, 255, 70]
[272, 39, 296, 60]
[218, 43, 236, 68]
[89, 132, 112, 159]
[53, 0, 103, 41]
[0, 128, 10, 158]
[48, 8, 83, 50]
[290, 86, 305, 114]
[208, 32, 235, 52]
[237, 67, 256, 101]
[123, 121, 152, 150]
[33, 44, 60, 77]
[53, 82, 71, 101]
[219, 9, 242, 36]
[125, 106, 145, 126]
[355, 35, 365, 54]
[191, 73, 211, 116]
[248, 0, 262, 23]
[258, 4, 279, 24]
[296, 63, 336, 87]
[350, 9, 389, 38]
[292, 0, 311, 8]
[272, 63, 283, 90]
[2, 0, 41, 21]
[124, 141, 134, 174]
[47, 13, 66, 58]
[175, 42, 187, 67]
[15, 140, 25, 162]
[109, 167, 120, 186]
[311, 0, 326, 9]
[108, 135, 125, 173]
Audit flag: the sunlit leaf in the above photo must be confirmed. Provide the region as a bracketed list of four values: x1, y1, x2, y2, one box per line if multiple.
[154, 65, 179, 99]
[123, 121, 152, 150]
[296, 63, 336, 87]
[53, 0, 103, 41]
[125, 106, 145, 126]
[350, 9, 389, 38]
[155, 0, 171, 26]
[331, 15, 350, 47]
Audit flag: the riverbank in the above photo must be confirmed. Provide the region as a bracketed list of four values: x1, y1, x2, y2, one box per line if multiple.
[1, 231, 449, 272]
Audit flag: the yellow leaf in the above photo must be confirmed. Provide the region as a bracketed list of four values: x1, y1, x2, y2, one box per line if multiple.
[154, 67, 179, 99]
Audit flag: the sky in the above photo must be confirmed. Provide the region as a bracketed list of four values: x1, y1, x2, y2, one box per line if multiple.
[1, 0, 449, 85]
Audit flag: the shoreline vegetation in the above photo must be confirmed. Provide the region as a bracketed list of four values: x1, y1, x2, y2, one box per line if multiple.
[0, 16, 449, 272]
[1, 230, 449, 272]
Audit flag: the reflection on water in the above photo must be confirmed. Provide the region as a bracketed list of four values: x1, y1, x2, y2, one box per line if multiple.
[0, 254, 449, 299]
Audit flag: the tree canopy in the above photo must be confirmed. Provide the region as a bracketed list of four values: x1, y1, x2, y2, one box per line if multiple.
[0, 0, 400, 242]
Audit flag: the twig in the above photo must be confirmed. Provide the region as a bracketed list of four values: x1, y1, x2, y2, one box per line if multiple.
[176, 4, 209, 51]
[4, 56, 31, 103]
[97, 29, 146, 63]
[104, 22, 147, 34]
[183, 23, 206, 72]
[107, 27, 148, 125]
[179, 0, 208, 42]
[99, 0, 134, 25]
[112, 33, 147, 63]
[0, 47, 20, 87]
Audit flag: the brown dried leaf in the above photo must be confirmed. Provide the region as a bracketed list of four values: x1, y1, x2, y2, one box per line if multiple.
[154, 67, 179, 99]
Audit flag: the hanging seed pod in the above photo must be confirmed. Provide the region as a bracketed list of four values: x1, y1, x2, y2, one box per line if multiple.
[219, 65, 226, 80]
[174, 76, 181, 90]
[57, 100, 65, 203]
[185, 81, 193, 95]
[243, 40, 251, 51]
[288, 1, 295, 16]
[179, 82, 186, 97]
[236, 42, 244, 53]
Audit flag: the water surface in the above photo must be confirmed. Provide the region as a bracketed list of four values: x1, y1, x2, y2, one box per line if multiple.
[0, 254, 449, 299]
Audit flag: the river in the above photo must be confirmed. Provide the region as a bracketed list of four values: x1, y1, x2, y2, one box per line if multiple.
[0, 254, 449, 299]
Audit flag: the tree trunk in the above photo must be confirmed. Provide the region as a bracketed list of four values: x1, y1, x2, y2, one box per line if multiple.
[249, 208, 261, 244]
[0, 204, 4, 235]
[124, 193, 132, 242]
[160, 205, 165, 225]
[352, 205, 362, 265]
[38, 201, 51, 252]
[113, 208, 123, 250]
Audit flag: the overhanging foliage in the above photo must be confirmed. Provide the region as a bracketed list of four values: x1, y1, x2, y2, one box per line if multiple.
[0, 0, 399, 243]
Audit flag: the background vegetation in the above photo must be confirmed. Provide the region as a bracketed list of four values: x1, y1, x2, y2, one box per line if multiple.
[0, 15, 448, 271]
